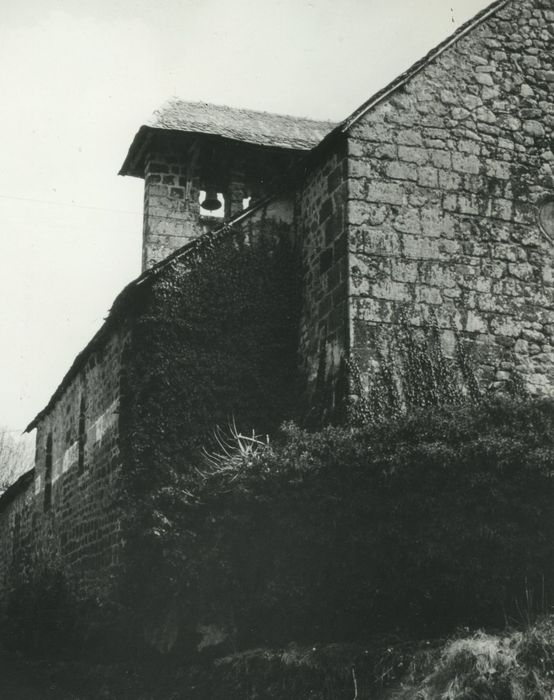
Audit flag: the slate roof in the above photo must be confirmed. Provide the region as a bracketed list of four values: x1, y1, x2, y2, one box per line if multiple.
[154, 99, 335, 149]
[119, 100, 336, 177]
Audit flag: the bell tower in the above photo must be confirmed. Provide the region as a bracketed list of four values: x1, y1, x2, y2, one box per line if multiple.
[119, 100, 334, 270]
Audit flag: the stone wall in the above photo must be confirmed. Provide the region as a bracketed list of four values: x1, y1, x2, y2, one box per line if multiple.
[298, 138, 349, 418]
[142, 132, 304, 269]
[0, 473, 35, 602]
[0, 324, 130, 603]
[0, 191, 300, 613]
[347, 0, 554, 396]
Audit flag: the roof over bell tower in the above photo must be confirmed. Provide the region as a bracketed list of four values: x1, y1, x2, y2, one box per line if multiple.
[119, 99, 336, 178]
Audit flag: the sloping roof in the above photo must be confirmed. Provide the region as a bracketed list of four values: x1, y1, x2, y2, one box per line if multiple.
[0, 469, 35, 514]
[119, 100, 336, 177]
[153, 99, 336, 149]
[317, 0, 509, 147]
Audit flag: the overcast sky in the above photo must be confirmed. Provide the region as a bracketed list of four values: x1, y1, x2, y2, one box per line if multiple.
[0, 0, 492, 433]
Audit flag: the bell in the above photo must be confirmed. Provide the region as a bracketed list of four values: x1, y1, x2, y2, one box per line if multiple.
[201, 189, 222, 212]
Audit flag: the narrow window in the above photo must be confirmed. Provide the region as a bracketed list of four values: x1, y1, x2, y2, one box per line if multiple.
[320, 248, 333, 273]
[78, 396, 86, 474]
[12, 512, 21, 562]
[44, 433, 53, 512]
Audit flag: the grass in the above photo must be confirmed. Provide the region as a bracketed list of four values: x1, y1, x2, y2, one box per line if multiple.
[5, 618, 554, 699]
[392, 618, 554, 700]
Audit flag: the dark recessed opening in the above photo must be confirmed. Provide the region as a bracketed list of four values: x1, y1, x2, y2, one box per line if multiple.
[44, 433, 53, 512]
[78, 395, 87, 474]
[320, 248, 333, 273]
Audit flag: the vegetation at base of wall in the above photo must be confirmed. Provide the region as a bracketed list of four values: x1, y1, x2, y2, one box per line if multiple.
[395, 618, 554, 700]
[113, 298, 554, 652]
[115, 224, 303, 650]
[7, 618, 554, 699]
[6, 273, 554, 697]
[6, 390, 554, 696]
[155, 619, 554, 699]
[348, 317, 493, 427]
[2, 565, 82, 658]
[113, 394, 554, 654]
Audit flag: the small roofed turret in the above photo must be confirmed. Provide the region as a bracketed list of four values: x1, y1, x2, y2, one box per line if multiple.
[120, 99, 335, 270]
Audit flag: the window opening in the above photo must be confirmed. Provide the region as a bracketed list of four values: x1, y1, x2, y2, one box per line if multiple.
[44, 433, 53, 512]
[320, 248, 333, 273]
[242, 196, 252, 210]
[12, 512, 21, 558]
[199, 190, 225, 218]
[78, 396, 86, 474]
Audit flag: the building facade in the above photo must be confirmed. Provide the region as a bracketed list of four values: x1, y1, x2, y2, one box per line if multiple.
[1, 0, 553, 622]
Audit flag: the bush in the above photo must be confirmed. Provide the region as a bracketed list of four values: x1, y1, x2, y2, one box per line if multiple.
[3, 566, 81, 657]
[122, 396, 554, 650]
[396, 617, 554, 699]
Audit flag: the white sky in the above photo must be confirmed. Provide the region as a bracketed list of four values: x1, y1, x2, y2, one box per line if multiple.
[0, 0, 491, 433]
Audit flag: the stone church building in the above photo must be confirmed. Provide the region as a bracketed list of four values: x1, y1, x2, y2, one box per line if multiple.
[1, 0, 553, 610]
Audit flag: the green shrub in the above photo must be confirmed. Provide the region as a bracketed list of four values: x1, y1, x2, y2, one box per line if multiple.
[3, 566, 81, 657]
[120, 396, 554, 650]
[395, 617, 554, 699]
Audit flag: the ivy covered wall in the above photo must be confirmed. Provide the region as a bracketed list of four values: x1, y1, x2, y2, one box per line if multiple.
[120, 197, 301, 486]
[113, 197, 302, 646]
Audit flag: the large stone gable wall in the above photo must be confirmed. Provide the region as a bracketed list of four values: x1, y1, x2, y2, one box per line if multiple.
[347, 0, 554, 395]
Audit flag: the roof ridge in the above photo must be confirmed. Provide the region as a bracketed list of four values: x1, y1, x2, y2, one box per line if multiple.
[320, 0, 510, 143]
[152, 98, 336, 128]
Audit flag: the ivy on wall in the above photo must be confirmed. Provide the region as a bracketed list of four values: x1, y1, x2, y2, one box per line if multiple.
[347, 317, 483, 426]
[121, 221, 300, 473]
[116, 221, 302, 648]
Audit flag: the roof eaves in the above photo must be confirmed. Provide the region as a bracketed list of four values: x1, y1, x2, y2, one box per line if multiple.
[119, 108, 336, 178]
[119, 126, 152, 177]
[24, 314, 126, 432]
[0, 469, 35, 514]
[315, 0, 510, 153]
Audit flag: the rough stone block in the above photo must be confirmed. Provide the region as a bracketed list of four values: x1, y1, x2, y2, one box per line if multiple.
[365, 181, 405, 206]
